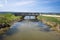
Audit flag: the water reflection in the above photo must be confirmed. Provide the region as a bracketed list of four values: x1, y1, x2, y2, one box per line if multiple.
[0, 19, 60, 40]
[0, 22, 21, 40]
[38, 21, 51, 32]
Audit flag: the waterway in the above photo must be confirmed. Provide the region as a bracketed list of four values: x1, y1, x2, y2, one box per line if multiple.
[0, 19, 60, 40]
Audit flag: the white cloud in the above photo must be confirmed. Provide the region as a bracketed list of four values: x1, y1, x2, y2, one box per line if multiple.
[5, 0, 8, 5]
[10, 1, 35, 6]
[37, 0, 59, 4]
[0, 4, 4, 7]
[40, 1, 50, 4]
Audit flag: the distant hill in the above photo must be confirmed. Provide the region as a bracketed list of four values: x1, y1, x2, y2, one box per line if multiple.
[0, 12, 60, 15]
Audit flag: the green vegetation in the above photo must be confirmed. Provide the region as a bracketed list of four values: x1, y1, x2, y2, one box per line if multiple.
[0, 13, 22, 34]
[37, 16, 60, 24]
[37, 15, 60, 32]
[0, 13, 22, 24]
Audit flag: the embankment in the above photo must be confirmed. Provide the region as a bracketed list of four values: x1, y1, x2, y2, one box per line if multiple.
[37, 15, 60, 32]
[0, 13, 22, 34]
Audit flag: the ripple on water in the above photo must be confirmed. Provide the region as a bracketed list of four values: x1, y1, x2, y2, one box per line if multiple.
[0, 19, 60, 40]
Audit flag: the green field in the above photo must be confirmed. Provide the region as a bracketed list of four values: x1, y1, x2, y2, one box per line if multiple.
[37, 15, 60, 32]
[37, 16, 60, 24]
[0, 13, 22, 34]
[0, 13, 22, 24]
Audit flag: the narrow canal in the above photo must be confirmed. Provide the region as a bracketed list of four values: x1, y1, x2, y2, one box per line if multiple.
[0, 18, 60, 40]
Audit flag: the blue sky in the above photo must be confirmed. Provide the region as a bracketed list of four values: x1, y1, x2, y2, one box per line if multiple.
[0, 0, 60, 12]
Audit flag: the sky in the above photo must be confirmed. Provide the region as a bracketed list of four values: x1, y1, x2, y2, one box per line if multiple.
[0, 0, 60, 12]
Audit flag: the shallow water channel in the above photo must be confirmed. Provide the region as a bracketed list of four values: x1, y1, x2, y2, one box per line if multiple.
[0, 19, 60, 40]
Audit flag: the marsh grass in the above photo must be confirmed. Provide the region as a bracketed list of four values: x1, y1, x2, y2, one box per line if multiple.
[37, 15, 60, 32]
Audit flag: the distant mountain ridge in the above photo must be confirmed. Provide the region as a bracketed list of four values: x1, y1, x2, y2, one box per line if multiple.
[0, 12, 60, 15]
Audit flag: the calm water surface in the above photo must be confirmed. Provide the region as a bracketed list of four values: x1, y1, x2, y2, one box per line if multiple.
[0, 19, 60, 40]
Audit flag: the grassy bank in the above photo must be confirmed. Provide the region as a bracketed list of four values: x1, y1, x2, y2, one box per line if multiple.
[0, 13, 22, 34]
[37, 15, 60, 32]
[0, 13, 22, 24]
